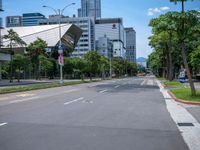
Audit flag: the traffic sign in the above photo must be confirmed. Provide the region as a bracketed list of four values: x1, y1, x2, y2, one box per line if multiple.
[58, 46, 63, 54]
[58, 54, 64, 66]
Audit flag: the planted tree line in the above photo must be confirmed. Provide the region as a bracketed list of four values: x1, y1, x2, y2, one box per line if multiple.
[1, 30, 137, 81]
[148, 0, 200, 96]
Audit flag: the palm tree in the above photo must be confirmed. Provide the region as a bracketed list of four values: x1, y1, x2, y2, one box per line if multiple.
[170, 0, 196, 96]
[3, 29, 26, 82]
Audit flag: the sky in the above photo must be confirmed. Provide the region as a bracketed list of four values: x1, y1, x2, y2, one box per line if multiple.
[1, 0, 200, 58]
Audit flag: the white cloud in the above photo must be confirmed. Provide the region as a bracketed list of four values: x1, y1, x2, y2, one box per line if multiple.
[160, 6, 170, 11]
[147, 6, 170, 16]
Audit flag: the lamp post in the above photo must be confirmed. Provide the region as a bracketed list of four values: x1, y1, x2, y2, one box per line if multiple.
[43, 3, 75, 83]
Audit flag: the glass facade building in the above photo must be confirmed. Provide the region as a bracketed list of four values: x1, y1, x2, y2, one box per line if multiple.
[125, 28, 136, 63]
[80, 0, 101, 19]
[0, 0, 2, 11]
[22, 13, 45, 26]
[6, 16, 22, 27]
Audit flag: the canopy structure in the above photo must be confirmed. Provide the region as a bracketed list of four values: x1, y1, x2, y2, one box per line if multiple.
[1, 24, 82, 50]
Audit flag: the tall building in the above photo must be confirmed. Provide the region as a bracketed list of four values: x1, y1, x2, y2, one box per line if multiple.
[39, 16, 95, 58]
[78, 8, 82, 17]
[22, 13, 45, 26]
[125, 28, 136, 63]
[0, 0, 3, 47]
[95, 18, 126, 58]
[0, 0, 3, 11]
[96, 35, 113, 59]
[80, 0, 101, 19]
[6, 16, 23, 27]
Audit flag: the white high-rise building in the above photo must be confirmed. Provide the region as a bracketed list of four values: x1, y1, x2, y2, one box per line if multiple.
[95, 18, 126, 58]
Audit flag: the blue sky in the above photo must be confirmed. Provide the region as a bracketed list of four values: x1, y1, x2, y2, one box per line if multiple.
[1, 0, 200, 58]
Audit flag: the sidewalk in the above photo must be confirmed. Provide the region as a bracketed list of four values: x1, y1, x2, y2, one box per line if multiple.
[0, 79, 55, 88]
[0, 78, 102, 88]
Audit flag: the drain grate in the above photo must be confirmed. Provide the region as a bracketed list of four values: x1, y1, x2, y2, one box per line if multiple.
[177, 123, 194, 127]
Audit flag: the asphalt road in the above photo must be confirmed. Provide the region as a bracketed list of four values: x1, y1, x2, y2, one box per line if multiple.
[0, 77, 189, 150]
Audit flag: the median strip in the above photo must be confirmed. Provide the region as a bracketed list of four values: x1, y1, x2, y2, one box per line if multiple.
[64, 97, 84, 105]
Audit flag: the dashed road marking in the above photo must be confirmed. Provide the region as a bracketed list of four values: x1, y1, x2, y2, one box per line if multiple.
[64, 97, 84, 105]
[114, 85, 120, 88]
[0, 97, 9, 101]
[99, 90, 108, 93]
[9, 96, 39, 104]
[16, 93, 35, 97]
[65, 89, 79, 93]
[140, 80, 146, 85]
[0, 122, 7, 127]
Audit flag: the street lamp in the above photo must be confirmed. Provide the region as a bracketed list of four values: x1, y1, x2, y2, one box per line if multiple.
[43, 3, 75, 83]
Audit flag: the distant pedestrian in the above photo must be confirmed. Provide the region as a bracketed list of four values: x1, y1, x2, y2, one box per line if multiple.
[179, 66, 186, 83]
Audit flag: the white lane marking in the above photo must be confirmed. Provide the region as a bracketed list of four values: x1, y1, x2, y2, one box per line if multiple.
[0, 97, 9, 101]
[0, 122, 7, 127]
[89, 85, 97, 88]
[114, 85, 120, 88]
[65, 89, 79, 93]
[64, 97, 84, 105]
[9, 96, 39, 104]
[147, 80, 154, 85]
[99, 90, 108, 93]
[16, 93, 35, 97]
[156, 80, 200, 150]
[140, 80, 146, 85]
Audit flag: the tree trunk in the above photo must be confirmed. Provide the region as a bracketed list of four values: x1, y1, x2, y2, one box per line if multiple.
[17, 68, 20, 82]
[166, 46, 170, 80]
[181, 43, 196, 96]
[9, 55, 13, 83]
[180, 0, 196, 96]
[168, 32, 173, 81]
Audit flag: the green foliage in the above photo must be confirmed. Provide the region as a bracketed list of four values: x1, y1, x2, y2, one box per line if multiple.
[190, 45, 200, 72]
[148, 10, 200, 79]
[39, 55, 54, 78]
[27, 38, 47, 60]
[12, 54, 29, 81]
[171, 88, 200, 102]
[26, 38, 48, 79]
[3, 29, 26, 48]
[84, 51, 101, 79]
[164, 80, 182, 87]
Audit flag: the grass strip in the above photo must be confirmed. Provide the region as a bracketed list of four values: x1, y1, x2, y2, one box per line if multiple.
[171, 88, 200, 102]
[164, 80, 182, 87]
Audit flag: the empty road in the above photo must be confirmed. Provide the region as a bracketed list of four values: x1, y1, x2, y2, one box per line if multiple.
[0, 77, 189, 150]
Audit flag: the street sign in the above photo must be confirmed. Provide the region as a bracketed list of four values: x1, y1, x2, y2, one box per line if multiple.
[45, 48, 51, 53]
[58, 46, 63, 54]
[179, 68, 185, 83]
[58, 54, 64, 66]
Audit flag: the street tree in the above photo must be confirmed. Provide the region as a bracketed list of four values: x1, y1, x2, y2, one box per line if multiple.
[84, 51, 101, 80]
[170, 0, 197, 95]
[12, 54, 27, 82]
[26, 38, 47, 80]
[3, 29, 26, 82]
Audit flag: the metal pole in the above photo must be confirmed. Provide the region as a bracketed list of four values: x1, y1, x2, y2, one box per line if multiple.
[58, 9, 63, 84]
[109, 49, 112, 79]
[43, 3, 75, 84]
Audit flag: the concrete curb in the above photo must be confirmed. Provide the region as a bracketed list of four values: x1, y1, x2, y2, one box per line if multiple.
[167, 90, 200, 106]
[158, 80, 200, 105]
